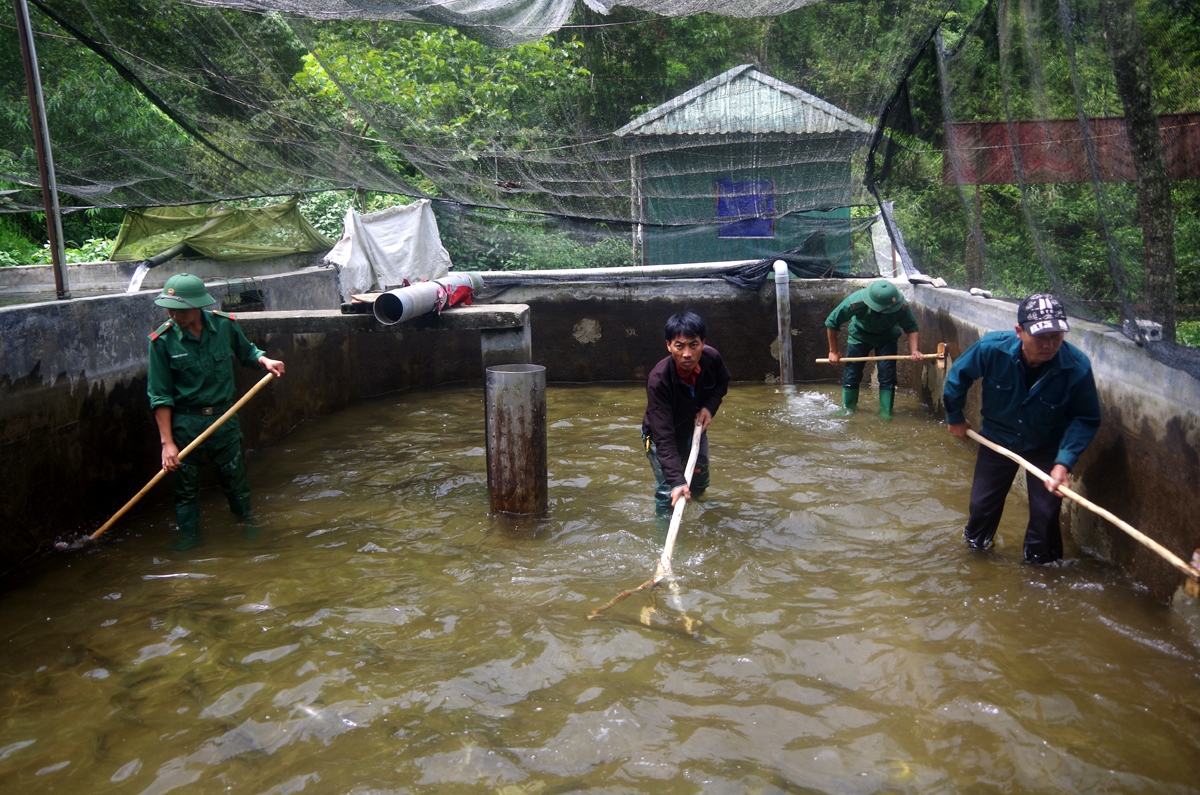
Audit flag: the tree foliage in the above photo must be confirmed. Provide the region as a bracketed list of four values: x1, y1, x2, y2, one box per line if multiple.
[293, 24, 589, 146]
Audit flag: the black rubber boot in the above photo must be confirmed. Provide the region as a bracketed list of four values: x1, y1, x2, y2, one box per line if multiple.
[171, 504, 202, 551]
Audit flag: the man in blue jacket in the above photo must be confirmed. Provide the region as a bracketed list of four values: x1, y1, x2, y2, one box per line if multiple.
[943, 294, 1101, 564]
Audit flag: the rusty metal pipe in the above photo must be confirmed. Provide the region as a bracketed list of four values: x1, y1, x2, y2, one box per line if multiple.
[14, 0, 68, 299]
[484, 364, 547, 515]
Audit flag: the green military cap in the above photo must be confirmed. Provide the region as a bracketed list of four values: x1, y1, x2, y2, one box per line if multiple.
[154, 273, 216, 310]
[863, 279, 905, 313]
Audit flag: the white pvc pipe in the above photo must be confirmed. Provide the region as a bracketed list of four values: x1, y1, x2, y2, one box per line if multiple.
[373, 272, 485, 325]
[774, 260, 793, 384]
[476, 260, 758, 282]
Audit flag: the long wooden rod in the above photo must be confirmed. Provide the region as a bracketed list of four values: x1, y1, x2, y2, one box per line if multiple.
[88, 372, 277, 541]
[589, 422, 703, 618]
[816, 353, 942, 364]
[966, 429, 1199, 582]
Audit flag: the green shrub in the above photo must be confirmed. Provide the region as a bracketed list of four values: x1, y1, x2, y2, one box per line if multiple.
[1178, 321, 1200, 348]
[25, 237, 116, 265]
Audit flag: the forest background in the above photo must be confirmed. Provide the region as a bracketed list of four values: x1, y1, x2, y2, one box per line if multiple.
[1, 0, 1199, 341]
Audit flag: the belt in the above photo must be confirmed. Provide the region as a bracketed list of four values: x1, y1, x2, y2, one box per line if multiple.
[174, 402, 232, 417]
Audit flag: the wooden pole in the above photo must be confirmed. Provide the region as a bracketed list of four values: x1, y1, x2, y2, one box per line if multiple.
[590, 422, 703, 618]
[817, 352, 943, 364]
[84, 372, 277, 543]
[965, 429, 1200, 584]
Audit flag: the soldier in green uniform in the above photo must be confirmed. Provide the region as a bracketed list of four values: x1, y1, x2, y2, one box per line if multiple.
[824, 279, 922, 419]
[148, 273, 285, 549]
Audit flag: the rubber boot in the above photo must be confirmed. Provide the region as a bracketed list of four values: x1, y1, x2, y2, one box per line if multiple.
[837, 387, 859, 415]
[171, 504, 202, 551]
[879, 388, 895, 421]
[229, 496, 261, 540]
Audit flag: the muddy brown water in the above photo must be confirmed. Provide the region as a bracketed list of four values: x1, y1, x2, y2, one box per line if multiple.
[2, 384, 1199, 793]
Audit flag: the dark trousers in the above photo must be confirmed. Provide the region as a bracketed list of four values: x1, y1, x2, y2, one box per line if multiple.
[172, 414, 252, 529]
[843, 339, 898, 389]
[646, 436, 709, 516]
[964, 444, 1063, 564]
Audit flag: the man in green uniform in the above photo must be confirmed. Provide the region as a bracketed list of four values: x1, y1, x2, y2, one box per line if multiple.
[824, 279, 922, 419]
[148, 273, 285, 549]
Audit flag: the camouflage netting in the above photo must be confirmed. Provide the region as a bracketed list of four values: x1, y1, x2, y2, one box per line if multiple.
[2, 0, 1198, 368]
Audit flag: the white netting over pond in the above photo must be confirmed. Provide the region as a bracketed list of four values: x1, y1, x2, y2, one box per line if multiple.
[3, 0, 1199, 369]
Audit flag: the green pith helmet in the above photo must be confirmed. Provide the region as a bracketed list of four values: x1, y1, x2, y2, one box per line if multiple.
[154, 273, 216, 310]
[863, 280, 905, 313]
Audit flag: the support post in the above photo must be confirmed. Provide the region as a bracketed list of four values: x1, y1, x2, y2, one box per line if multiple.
[630, 154, 644, 267]
[14, 0, 68, 300]
[485, 364, 547, 515]
[773, 260, 793, 385]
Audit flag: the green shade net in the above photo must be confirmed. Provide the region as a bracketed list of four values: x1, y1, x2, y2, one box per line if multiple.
[2, 0, 1200, 370]
[109, 197, 334, 262]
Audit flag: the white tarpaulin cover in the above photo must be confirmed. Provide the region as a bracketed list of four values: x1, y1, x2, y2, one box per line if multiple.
[325, 200, 453, 301]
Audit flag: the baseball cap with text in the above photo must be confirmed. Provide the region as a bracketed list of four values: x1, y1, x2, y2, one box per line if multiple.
[1017, 293, 1069, 335]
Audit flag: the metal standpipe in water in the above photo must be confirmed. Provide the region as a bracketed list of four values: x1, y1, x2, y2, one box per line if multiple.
[372, 272, 485, 325]
[484, 364, 548, 515]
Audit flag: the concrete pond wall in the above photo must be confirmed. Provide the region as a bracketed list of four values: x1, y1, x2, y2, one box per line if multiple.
[2, 266, 1197, 601]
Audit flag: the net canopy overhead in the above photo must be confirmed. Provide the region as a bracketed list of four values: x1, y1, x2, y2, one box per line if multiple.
[0, 0, 950, 220]
[2, 0, 1199, 362]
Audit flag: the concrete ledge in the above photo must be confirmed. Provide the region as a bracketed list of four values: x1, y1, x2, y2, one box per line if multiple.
[237, 304, 530, 335]
[0, 251, 329, 294]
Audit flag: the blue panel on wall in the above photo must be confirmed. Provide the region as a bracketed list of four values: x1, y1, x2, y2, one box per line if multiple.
[716, 179, 775, 238]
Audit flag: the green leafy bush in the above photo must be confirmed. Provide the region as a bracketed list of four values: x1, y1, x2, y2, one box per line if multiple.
[1178, 321, 1200, 348]
[299, 190, 420, 239]
[23, 237, 116, 265]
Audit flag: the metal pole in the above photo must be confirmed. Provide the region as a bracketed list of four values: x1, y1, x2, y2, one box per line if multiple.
[773, 260, 793, 384]
[484, 364, 547, 515]
[13, 0, 68, 299]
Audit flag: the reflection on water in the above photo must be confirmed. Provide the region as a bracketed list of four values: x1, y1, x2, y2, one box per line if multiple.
[2, 384, 1200, 793]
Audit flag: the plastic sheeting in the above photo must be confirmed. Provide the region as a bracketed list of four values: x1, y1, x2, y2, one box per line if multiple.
[325, 199, 454, 301]
[109, 198, 334, 262]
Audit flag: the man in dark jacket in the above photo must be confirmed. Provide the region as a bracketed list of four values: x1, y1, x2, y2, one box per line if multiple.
[943, 294, 1101, 564]
[642, 312, 732, 515]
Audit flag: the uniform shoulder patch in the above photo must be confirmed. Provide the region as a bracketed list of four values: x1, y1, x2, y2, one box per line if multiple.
[149, 319, 174, 341]
[212, 310, 237, 321]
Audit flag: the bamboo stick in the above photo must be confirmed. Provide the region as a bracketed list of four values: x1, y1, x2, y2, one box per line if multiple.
[590, 422, 704, 619]
[965, 429, 1200, 583]
[79, 372, 277, 545]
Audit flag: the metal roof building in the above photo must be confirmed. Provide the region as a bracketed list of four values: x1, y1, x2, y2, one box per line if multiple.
[616, 65, 873, 268]
[615, 64, 873, 138]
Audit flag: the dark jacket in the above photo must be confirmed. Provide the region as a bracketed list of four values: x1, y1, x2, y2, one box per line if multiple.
[943, 331, 1101, 469]
[642, 346, 731, 487]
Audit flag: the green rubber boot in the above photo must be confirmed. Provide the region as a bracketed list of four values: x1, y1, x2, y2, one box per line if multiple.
[879, 388, 895, 421]
[837, 387, 859, 415]
[171, 504, 203, 551]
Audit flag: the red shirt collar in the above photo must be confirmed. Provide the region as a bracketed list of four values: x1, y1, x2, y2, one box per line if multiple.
[676, 361, 701, 386]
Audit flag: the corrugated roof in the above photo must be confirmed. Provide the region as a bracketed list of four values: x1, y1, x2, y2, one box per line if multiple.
[614, 64, 874, 137]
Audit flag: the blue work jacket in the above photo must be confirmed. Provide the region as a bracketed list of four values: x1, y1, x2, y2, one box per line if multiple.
[943, 331, 1101, 470]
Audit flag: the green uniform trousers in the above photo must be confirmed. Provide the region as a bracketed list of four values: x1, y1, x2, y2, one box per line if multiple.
[171, 412, 251, 531]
